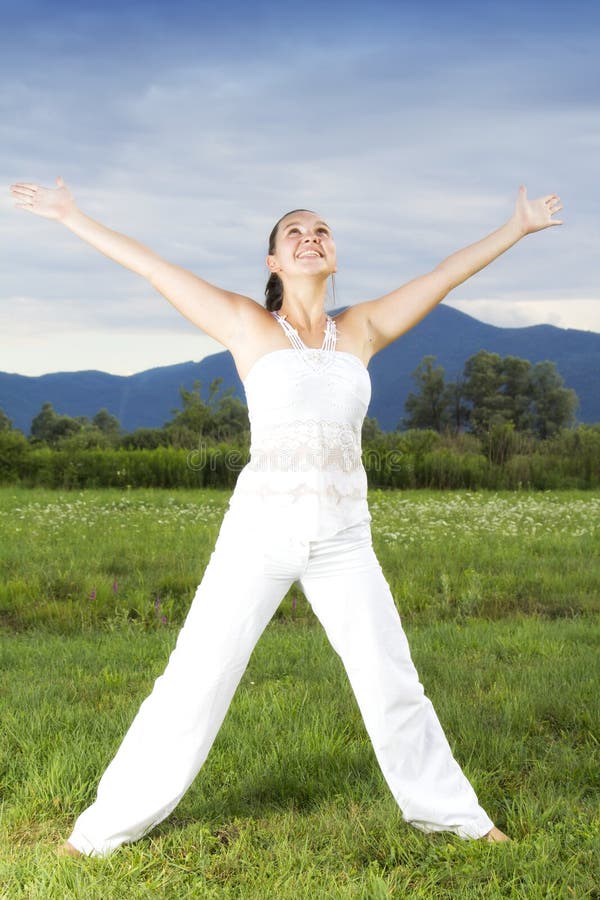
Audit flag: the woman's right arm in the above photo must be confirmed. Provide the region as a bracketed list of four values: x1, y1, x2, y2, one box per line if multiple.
[9, 176, 256, 348]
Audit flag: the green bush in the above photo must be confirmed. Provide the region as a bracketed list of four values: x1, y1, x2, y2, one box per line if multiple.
[15, 445, 252, 489]
[0, 431, 30, 483]
[4, 425, 600, 490]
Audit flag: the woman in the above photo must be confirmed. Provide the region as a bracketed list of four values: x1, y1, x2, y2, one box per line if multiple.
[10, 178, 563, 856]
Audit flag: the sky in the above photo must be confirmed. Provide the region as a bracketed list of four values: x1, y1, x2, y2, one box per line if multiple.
[1, 0, 599, 377]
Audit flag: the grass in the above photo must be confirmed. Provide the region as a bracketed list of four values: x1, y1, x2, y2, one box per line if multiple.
[1, 619, 598, 898]
[0, 487, 598, 630]
[0, 487, 599, 897]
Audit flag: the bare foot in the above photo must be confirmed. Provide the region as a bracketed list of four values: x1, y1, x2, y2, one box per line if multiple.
[482, 826, 510, 843]
[57, 841, 82, 858]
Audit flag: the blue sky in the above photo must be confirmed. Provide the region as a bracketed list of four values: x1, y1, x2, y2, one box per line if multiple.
[1, 0, 599, 376]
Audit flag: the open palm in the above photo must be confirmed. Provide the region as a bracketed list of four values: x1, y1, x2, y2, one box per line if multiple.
[514, 185, 563, 235]
[10, 176, 75, 221]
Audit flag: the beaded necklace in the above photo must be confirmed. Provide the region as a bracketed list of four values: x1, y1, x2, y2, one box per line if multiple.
[271, 311, 337, 373]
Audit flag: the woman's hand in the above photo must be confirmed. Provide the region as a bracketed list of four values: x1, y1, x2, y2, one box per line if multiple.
[512, 184, 563, 236]
[9, 175, 77, 222]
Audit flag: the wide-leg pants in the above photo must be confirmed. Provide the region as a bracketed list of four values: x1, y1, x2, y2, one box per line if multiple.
[67, 511, 494, 856]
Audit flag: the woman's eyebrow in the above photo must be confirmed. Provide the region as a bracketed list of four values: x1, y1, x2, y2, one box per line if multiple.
[283, 220, 330, 231]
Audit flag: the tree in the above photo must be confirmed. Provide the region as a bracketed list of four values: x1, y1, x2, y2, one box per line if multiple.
[362, 416, 384, 442]
[462, 351, 507, 435]
[444, 377, 470, 434]
[0, 408, 13, 432]
[530, 361, 578, 438]
[164, 381, 213, 447]
[120, 428, 168, 450]
[0, 430, 29, 483]
[403, 356, 450, 432]
[93, 408, 121, 436]
[501, 356, 533, 432]
[462, 351, 579, 439]
[30, 401, 58, 443]
[30, 401, 84, 447]
[207, 395, 250, 442]
[164, 378, 249, 447]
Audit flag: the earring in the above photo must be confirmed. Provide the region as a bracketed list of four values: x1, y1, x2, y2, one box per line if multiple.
[327, 273, 337, 311]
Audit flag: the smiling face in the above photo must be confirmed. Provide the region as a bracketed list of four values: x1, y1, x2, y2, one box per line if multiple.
[266, 210, 337, 280]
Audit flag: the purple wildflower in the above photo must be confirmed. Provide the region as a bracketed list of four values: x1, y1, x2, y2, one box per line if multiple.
[154, 595, 161, 613]
[89, 589, 96, 601]
[112, 579, 118, 593]
[161, 615, 167, 626]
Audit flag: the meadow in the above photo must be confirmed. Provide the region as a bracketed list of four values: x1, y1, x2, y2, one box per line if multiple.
[0, 487, 598, 898]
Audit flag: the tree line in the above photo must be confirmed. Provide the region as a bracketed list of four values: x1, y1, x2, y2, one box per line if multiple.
[1, 354, 598, 490]
[0, 351, 581, 449]
[0, 378, 250, 450]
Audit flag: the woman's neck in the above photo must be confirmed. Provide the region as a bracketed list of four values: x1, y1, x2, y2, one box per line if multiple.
[278, 277, 328, 331]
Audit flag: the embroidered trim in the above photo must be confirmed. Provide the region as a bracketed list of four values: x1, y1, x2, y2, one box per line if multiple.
[249, 419, 362, 473]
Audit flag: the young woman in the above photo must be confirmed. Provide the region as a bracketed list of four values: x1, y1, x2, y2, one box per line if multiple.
[10, 178, 562, 856]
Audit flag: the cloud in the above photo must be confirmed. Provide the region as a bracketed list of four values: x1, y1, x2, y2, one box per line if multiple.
[445, 298, 600, 333]
[1, 326, 224, 378]
[2, 1, 599, 377]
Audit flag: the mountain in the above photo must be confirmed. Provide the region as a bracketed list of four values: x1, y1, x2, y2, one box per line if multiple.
[1, 306, 598, 435]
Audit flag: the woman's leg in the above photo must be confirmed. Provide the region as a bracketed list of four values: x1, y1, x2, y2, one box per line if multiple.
[67, 510, 298, 857]
[299, 521, 494, 840]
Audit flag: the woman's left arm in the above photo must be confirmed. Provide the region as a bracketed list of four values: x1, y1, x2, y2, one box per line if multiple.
[353, 186, 563, 356]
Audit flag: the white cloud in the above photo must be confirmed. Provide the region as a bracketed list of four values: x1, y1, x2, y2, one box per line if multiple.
[445, 298, 600, 333]
[0, 324, 224, 377]
[1, 9, 599, 377]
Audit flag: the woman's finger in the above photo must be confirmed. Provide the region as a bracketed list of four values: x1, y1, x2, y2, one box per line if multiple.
[11, 182, 39, 191]
[11, 186, 37, 198]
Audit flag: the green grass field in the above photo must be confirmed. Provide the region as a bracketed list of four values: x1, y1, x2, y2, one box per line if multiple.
[0, 488, 598, 898]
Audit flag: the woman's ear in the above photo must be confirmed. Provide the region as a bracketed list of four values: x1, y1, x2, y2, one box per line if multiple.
[266, 254, 279, 273]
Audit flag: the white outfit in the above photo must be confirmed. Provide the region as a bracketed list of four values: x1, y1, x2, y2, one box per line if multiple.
[67, 313, 493, 856]
[229, 312, 371, 540]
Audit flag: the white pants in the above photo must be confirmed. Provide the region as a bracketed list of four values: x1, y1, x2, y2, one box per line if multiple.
[68, 512, 494, 856]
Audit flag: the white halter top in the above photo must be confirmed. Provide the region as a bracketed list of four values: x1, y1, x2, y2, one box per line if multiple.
[227, 311, 372, 540]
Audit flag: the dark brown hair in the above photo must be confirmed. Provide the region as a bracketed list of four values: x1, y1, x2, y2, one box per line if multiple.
[264, 209, 315, 311]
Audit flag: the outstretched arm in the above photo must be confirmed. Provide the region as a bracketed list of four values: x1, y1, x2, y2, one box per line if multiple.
[350, 186, 564, 357]
[9, 177, 256, 348]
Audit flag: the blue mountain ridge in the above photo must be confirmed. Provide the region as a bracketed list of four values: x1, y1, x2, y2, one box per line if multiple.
[1, 305, 598, 435]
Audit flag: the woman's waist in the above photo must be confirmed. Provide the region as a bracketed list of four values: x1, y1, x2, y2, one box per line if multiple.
[227, 468, 371, 540]
[232, 464, 368, 504]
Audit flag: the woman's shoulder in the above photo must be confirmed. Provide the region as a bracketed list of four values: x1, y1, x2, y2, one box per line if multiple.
[332, 305, 375, 366]
[229, 303, 291, 380]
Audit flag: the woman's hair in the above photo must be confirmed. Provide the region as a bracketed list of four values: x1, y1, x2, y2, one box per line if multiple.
[265, 208, 315, 311]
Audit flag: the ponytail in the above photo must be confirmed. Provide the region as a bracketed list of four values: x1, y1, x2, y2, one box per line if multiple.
[265, 272, 284, 311]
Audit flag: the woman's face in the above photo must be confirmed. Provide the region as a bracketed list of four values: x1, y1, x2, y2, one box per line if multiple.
[267, 210, 337, 279]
